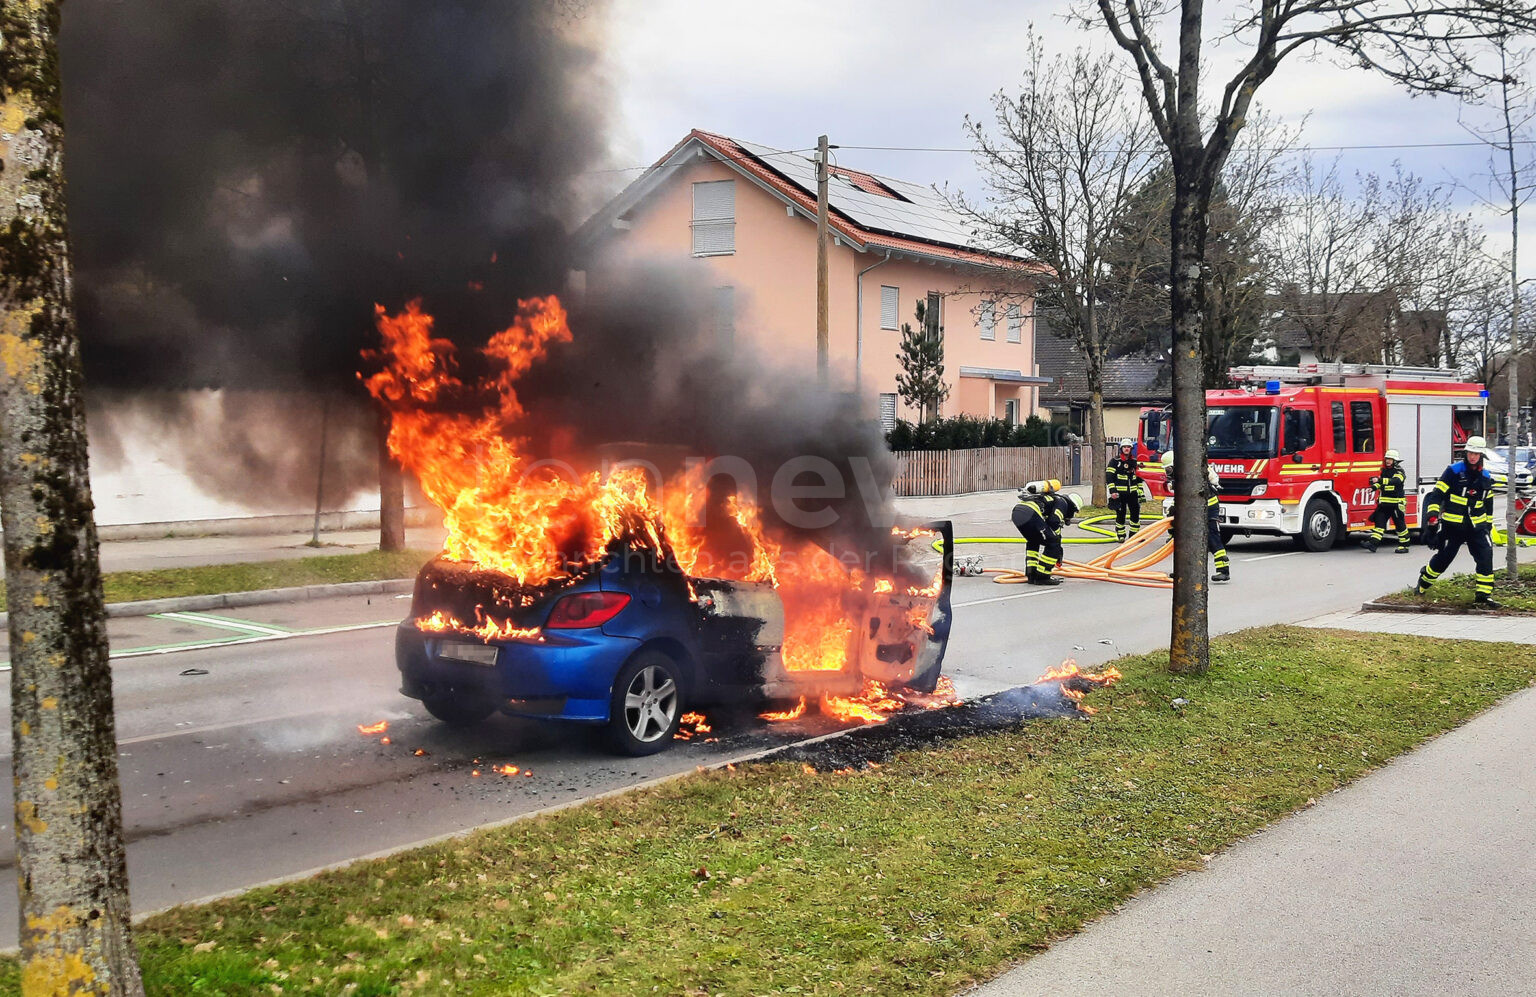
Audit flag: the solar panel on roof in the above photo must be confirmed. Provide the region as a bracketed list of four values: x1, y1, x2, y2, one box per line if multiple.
[721, 136, 1029, 259]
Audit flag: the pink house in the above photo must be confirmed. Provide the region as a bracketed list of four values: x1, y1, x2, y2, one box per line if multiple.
[575, 130, 1051, 428]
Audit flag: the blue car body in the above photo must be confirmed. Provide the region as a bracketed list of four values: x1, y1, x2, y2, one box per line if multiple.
[395, 522, 954, 728]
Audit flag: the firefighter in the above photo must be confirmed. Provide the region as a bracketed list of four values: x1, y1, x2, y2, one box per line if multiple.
[1361, 449, 1409, 553]
[1160, 450, 1230, 582]
[1106, 438, 1144, 542]
[1415, 435, 1499, 607]
[1010, 487, 1084, 585]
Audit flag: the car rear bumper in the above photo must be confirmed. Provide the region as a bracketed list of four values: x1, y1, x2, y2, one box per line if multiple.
[395, 622, 638, 723]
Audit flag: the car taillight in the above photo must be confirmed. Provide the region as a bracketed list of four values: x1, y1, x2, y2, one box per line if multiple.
[545, 591, 631, 629]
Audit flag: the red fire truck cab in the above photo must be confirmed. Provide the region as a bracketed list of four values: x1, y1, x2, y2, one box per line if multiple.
[1138, 364, 1487, 551]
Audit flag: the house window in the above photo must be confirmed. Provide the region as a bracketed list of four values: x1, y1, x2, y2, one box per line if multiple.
[879, 393, 897, 432]
[1004, 398, 1019, 426]
[691, 180, 735, 256]
[1006, 303, 1022, 343]
[979, 300, 996, 341]
[714, 286, 734, 349]
[880, 285, 899, 330]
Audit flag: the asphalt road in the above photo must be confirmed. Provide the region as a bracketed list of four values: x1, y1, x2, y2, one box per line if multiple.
[0, 515, 1529, 946]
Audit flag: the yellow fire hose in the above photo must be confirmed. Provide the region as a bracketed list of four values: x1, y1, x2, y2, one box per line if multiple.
[936, 515, 1176, 588]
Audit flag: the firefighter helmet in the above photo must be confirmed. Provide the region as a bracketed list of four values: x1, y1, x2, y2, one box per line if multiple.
[1065, 492, 1085, 514]
[1119, 438, 1133, 449]
[1465, 435, 1494, 457]
[1160, 450, 1175, 470]
[1384, 449, 1401, 463]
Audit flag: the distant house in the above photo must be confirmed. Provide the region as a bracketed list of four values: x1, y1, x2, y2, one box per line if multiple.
[1033, 315, 1170, 442]
[1266, 291, 1446, 366]
[574, 129, 1053, 428]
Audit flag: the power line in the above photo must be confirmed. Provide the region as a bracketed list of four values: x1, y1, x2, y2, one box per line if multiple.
[587, 136, 1536, 179]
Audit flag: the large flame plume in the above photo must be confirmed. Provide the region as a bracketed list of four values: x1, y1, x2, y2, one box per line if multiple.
[363, 298, 931, 678]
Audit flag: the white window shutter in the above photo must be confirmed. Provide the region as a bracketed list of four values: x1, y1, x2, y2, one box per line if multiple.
[879, 393, 897, 432]
[880, 285, 899, 329]
[692, 181, 735, 256]
[980, 300, 995, 340]
[1006, 303, 1022, 343]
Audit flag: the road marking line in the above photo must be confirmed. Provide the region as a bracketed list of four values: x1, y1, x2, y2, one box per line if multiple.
[1243, 551, 1302, 562]
[180, 610, 297, 634]
[0, 619, 399, 671]
[954, 589, 1056, 608]
[153, 611, 290, 637]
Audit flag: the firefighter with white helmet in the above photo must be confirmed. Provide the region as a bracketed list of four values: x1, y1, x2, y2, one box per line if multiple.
[1106, 438, 1144, 542]
[1010, 484, 1083, 585]
[1416, 436, 1499, 606]
[1161, 450, 1230, 582]
[1362, 449, 1409, 553]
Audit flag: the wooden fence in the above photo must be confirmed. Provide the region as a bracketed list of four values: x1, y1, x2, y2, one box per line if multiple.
[892, 447, 1071, 497]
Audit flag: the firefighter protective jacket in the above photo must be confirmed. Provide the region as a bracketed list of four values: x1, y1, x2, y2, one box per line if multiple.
[1016, 494, 1070, 532]
[1106, 455, 1142, 496]
[1375, 464, 1407, 505]
[1426, 460, 1494, 531]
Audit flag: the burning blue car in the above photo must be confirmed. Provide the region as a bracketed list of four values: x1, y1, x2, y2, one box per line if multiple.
[395, 522, 953, 755]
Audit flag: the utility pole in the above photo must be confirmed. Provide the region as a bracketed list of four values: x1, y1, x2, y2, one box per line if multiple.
[1500, 40, 1522, 581]
[816, 134, 830, 385]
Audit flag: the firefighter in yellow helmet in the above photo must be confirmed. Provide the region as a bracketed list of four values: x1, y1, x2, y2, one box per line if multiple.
[1161, 450, 1230, 582]
[1106, 438, 1144, 542]
[1361, 449, 1409, 553]
[1416, 436, 1498, 606]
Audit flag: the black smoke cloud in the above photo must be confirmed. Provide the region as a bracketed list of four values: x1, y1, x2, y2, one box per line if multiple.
[62, 0, 609, 503]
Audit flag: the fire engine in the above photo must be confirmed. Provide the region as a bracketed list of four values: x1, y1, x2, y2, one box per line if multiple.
[1137, 363, 1488, 551]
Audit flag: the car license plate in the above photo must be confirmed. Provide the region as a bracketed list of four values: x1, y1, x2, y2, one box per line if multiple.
[438, 642, 498, 666]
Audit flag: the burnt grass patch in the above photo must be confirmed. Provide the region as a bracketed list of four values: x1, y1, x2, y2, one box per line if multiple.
[771, 680, 1093, 772]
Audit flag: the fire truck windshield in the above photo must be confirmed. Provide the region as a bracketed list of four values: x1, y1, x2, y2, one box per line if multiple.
[1206, 405, 1278, 459]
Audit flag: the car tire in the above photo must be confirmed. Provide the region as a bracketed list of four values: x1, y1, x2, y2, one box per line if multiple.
[1297, 497, 1340, 552]
[606, 649, 684, 756]
[422, 694, 496, 727]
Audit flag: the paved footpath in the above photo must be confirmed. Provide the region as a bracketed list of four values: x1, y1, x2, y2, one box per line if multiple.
[970, 610, 1536, 997]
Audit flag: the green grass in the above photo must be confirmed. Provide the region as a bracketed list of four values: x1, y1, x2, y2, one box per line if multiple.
[1376, 562, 1536, 613]
[0, 549, 436, 613]
[4, 626, 1531, 995]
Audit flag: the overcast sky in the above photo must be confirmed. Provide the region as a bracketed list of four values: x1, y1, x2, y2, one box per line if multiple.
[600, 0, 1534, 276]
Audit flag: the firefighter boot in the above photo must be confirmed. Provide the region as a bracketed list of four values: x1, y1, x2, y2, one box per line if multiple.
[1361, 534, 1379, 553]
[1212, 567, 1230, 583]
[1476, 593, 1503, 609]
[1395, 544, 1411, 553]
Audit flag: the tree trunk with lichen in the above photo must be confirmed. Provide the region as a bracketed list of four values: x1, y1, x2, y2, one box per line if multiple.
[0, 3, 144, 993]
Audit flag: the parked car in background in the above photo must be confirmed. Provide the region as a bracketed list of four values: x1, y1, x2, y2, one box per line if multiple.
[1488, 447, 1535, 491]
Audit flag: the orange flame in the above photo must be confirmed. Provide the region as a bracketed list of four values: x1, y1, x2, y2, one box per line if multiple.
[357, 721, 389, 735]
[492, 764, 520, 777]
[1033, 660, 1122, 714]
[365, 298, 944, 682]
[760, 696, 808, 722]
[416, 609, 541, 641]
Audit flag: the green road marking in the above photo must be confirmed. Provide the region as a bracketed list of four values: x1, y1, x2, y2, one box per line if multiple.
[174, 610, 297, 634]
[152, 610, 291, 637]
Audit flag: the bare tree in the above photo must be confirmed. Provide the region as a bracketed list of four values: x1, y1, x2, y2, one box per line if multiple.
[1458, 35, 1536, 578]
[1086, 0, 1536, 674]
[1109, 111, 1299, 386]
[0, 2, 145, 992]
[1269, 160, 1470, 363]
[955, 33, 1162, 506]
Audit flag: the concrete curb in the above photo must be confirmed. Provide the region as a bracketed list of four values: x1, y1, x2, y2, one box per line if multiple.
[0, 578, 416, 629]
[1359, 599, 1535, 618]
